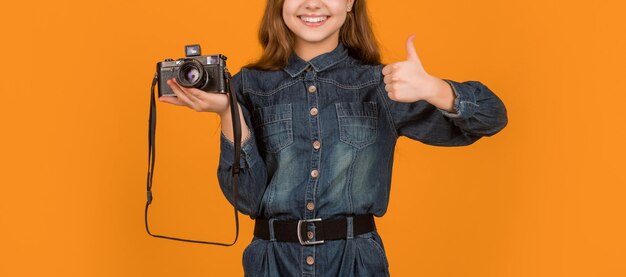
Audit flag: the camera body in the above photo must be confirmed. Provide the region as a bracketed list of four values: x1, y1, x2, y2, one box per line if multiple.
[157, 45, 228, 97]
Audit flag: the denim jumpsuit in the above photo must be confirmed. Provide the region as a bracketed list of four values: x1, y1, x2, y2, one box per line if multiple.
[217, 43, 508, 276]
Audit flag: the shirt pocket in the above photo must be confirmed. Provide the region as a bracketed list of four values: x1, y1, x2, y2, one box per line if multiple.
[355, 231, 390, 276]
[335, 102, 378, 149]
[242, 236, 266, 275]
[253, 103, 294, 153]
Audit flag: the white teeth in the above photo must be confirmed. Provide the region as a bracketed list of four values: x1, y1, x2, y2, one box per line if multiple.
[300, 16, 327, 23]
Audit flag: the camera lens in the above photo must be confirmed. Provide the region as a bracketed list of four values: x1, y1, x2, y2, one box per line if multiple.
[185, 68, 200, 83]
[176, 59, 208, 89]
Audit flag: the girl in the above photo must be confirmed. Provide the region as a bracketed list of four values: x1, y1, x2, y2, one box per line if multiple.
[160, 0, 508, 276]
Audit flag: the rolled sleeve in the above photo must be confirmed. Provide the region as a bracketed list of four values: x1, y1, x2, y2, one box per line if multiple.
[216, 70, 268, 218]
[219, 129, 260, 169]
[437, 79, 479, 119]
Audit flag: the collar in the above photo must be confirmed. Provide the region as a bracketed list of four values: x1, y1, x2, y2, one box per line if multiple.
[283, 42, 349, 77]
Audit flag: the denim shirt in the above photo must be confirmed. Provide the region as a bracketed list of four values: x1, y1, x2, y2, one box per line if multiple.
[217, 43, 508, 276]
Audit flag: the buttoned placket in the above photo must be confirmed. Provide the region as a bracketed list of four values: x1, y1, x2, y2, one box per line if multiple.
[303, 64, 319, 275]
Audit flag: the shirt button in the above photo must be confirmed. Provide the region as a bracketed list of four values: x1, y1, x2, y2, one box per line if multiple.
[308, 85, 317, 93]
[306, 256, 315, 265]
[307, 231, 314, 240]
[306, 201, 315, 211]
[310, 107, 318, 116]
[312, 140, 321, 149]
[310, 169, 319, 178]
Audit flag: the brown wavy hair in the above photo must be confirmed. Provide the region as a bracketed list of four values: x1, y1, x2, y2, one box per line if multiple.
[245, 0, 381, 70]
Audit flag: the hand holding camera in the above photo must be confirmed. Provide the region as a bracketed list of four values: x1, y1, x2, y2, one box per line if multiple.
[157, 45, 231, 116]
[160, 78, 231, 116]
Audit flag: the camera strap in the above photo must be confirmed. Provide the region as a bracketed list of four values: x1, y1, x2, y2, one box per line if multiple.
[145, 69, 242, 246]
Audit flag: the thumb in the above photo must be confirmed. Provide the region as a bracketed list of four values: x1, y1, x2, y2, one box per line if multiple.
[405, 34, 420, 62]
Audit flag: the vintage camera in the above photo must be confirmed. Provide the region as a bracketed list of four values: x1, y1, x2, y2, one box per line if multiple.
[157, 44, 228, 97]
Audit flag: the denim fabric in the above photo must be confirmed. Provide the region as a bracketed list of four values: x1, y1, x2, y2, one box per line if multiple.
[217, 43, 508, 276]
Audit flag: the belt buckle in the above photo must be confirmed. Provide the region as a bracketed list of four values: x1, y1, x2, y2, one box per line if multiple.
[297, 218, 324, 245]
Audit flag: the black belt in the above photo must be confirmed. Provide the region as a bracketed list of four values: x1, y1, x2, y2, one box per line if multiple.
[254, 214, 376, 245]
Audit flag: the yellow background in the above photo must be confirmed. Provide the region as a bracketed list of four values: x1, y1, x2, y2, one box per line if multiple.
[1, 0, 625, 276]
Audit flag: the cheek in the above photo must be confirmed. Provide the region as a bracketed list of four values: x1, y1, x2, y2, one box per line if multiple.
[282, 15, 296, 33]
[334, 14, 347, 26]
[324, 14, 347, 33]
[282, 3, 299, 30]
[328, 1, 348, 14]
[282, 1, 298, 18]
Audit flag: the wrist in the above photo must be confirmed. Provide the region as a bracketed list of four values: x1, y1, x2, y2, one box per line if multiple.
[425, 77, 456, 112]
[218, 106, 232, 118]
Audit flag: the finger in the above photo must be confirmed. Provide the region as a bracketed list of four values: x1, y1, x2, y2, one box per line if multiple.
[384, 83, 394, 93]
[167, 79, 194, 106]
[405, 34, 421, 62]
[159, 96, 186, 106]
[383, 74, 397, 84]
[172, 78, 201, 103]
[383, 63, 401, 75]
[382, 64, 393, 75]
[184, 87, 206, 101]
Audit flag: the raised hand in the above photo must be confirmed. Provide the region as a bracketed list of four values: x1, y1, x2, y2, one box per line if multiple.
[382, 34, 455, 111]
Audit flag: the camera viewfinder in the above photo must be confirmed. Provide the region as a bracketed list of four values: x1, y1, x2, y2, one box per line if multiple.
[185, 44, 201, 57]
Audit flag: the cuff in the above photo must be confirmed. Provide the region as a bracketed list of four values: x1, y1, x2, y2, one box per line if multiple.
[219, 129, 260, 169]
[437, 79, 478, 119]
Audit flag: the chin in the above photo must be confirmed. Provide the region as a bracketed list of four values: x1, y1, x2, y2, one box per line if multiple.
[299, 35, 334, 44]
[292, 29, 340, 45]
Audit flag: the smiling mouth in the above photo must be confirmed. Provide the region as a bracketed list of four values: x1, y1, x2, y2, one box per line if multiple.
[298, 15, 329, 26]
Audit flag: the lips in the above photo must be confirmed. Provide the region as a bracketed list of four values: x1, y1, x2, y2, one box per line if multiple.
[298, 15, 329, 27]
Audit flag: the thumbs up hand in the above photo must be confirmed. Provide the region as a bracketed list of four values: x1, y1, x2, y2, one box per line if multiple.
[382, 35, 455, 111]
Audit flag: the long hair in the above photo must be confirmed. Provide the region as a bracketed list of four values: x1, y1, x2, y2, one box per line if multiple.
[245, 0, 381, 70]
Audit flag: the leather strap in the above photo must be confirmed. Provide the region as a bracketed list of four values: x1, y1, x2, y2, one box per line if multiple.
[254, 214, 376, 243]
[145, 68, 243, 246]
